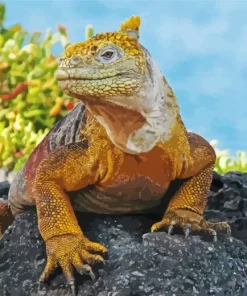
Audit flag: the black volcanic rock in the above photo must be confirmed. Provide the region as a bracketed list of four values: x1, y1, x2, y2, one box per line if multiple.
[1, 171, 247, 296]
[206, 171, 247, 245]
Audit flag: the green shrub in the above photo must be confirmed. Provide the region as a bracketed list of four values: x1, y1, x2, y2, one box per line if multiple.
[0, 3, 93, 171]
[210, 140, 247, 174]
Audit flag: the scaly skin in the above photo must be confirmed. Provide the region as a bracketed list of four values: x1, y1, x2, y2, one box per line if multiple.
[0, 16, 230, 294]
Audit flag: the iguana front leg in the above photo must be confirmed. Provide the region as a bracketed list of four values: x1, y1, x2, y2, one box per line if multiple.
[151, 133, 231, 240]
[33, 141, 107, 293]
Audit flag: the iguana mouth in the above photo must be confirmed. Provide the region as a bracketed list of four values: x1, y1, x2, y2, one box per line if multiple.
[55, 68, 122, 81]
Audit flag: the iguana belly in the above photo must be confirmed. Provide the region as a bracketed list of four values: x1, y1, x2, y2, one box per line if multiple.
[69, 175, 169, 214]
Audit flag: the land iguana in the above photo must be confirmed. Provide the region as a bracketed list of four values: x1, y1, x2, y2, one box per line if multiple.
[0, 15, 231, 295]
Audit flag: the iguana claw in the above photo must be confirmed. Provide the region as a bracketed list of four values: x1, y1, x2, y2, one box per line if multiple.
[77, 264, 96, 281]
[89, 269, 96, 281]
[227, 226, 232, 237]
[183, 223, 191, 239]
[212, 230, 217, 242]
[168, 224, 174, 235]
[68, 279, 76, 296]
[151, 209, 230, 242]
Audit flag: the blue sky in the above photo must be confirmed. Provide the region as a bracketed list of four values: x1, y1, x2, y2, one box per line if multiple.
[4, 0, 247, 152]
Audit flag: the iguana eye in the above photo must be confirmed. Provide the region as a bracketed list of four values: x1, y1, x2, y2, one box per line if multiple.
[102, 50, 114, 59]
[98, 47, 118, 63]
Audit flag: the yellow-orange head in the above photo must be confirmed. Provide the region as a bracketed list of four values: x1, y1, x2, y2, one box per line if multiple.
[55, 15, 179, 154]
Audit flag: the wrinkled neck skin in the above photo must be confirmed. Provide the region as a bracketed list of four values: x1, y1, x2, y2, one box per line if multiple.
[85, 55, 180, 155]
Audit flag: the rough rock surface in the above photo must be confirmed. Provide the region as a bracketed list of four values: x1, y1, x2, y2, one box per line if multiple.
[0, 171, 247, 296]
[205, 171, 247, 245]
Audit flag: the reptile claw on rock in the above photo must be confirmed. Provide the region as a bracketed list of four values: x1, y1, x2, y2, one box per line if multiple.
[70, 284, 76, 296]
[168, 225, 174, 235]
[212, 230, 218, 242]
[184, 224, 191, 239]
[78, 264, 96, 281]
[89, 269, 96, 281]
[68, 279, 76, 296]
[227, 226, 232, 237]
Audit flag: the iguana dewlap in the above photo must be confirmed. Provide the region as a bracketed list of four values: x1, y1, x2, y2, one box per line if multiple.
[0, 15, 230, 295]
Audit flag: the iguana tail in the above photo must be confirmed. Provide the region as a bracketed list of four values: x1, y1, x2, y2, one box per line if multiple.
[0, 200, 14, 237]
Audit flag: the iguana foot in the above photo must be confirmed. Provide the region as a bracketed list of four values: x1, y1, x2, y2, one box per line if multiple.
[39, 234, 107, 294]
[151, 209, 231, 241]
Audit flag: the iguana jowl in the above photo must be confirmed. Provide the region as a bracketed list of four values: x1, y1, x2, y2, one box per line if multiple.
[0, 15, 230, 295]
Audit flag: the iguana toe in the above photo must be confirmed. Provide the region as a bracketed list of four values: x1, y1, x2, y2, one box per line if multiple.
[151, 209, 231, 241]
[40, 234, 107, 293]
[39, 253, 58, 282]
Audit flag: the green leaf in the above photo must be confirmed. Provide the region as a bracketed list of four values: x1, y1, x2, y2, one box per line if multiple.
[0, 3, 5, 25]
[85, 25, 94, 40]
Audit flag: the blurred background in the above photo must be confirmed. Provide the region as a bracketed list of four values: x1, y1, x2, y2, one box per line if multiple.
[0, 0, 246, 175]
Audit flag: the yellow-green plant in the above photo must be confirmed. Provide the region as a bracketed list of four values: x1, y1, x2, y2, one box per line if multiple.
[0, 3, 94, 171]
[210, 140, 247, 174]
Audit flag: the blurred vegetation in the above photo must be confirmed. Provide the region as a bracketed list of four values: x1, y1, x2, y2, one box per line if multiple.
[0, 3, 93, 171]
[210, 140, 247, 174]
[0, 3, 246, 175]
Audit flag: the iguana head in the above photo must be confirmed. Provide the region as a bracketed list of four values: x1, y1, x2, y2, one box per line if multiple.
[55, 16, 179, 154]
